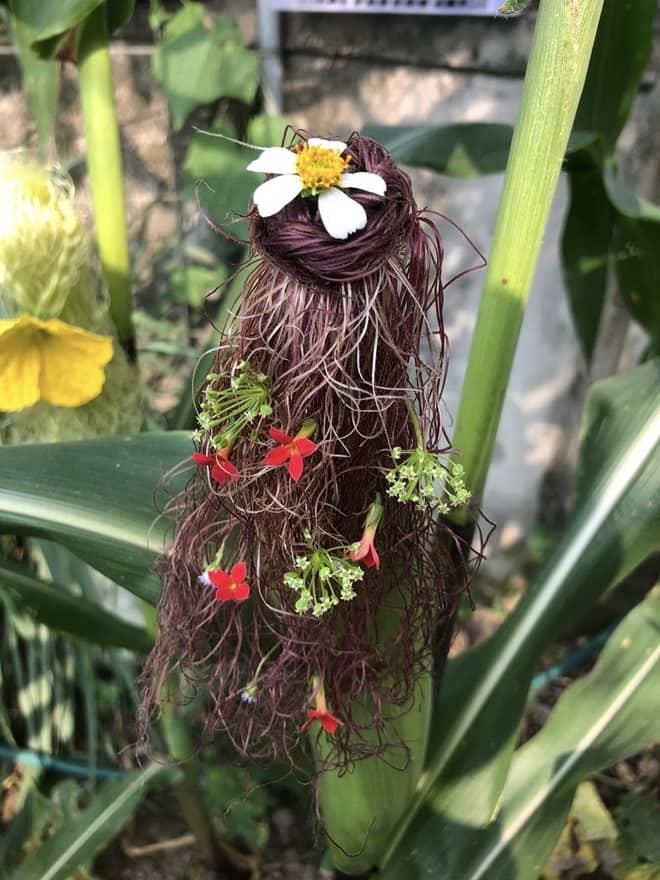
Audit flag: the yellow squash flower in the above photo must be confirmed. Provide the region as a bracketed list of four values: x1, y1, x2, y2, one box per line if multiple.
[0, 314, 113, 412]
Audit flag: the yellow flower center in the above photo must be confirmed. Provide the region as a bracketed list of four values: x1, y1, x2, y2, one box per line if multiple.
[295, 144, 351, 193]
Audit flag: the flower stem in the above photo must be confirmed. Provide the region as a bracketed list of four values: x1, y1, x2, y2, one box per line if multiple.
[449, 0, 604, 519]
[77, 5, 134, 352]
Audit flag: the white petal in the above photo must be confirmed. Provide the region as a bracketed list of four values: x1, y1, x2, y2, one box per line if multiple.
[247, 147, 297, 175]
[339, 171, 387, 196]
[253, 175, 303, 217]
[317, 187, 367, 240]
[307, 137, 347, 154]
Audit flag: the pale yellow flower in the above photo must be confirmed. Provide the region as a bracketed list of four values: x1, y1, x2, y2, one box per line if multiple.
[0, 314, 113, 412]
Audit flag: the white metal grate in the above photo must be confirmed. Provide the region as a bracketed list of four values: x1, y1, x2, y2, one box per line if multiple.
[268, 0, 505, 16]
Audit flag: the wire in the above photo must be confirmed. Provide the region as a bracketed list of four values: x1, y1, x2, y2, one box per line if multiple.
[0, 745, 128, 779]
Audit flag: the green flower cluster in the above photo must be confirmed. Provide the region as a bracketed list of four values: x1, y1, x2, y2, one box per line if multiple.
[283, 534, 364, 617]
[386, 447, 470, 513]
[195, 360, 272, 447]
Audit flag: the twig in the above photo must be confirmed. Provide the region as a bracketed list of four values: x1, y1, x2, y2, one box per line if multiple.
[122, 832, 196, 858]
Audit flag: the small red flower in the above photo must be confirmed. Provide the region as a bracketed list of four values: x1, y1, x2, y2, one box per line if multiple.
[300, 683, 342, 735]
[350, 527, 380, 569]
[192, 447, 238, 484]
[301, 707, 343, 735]
[349, 495, 383, 569]
[263, 426, 317, 482]
[207, 562, 250, 602]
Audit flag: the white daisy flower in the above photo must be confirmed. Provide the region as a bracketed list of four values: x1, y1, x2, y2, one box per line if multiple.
[247, 137, 387, 241]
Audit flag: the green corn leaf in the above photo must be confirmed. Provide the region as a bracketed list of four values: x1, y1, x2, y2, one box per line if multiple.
[382, 359, 660, 871]
[560, 160, 613, 362]
[7, 764, 167, 880]
[8, 11, 59, 157]
[0, 560, 153, 653]
[0, 432, 191, 605]
[573, 0, 655, 156]
[386, 586, 660, 880]
[363, 123, 514, 178]
[602, 168, 660, 349]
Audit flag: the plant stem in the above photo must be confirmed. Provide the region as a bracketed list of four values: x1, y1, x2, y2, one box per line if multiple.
[449, 0, 605, 516]
[159, 689, 218, 866]
[77, 4, 134, 352]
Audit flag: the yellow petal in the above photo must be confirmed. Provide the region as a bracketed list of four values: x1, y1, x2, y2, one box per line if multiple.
[38, 319, 113, 408]
[0, 315, 42, 411]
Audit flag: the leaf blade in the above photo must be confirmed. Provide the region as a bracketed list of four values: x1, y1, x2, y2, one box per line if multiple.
[0, 432, 191, 604]
[383, 360, 660, 871]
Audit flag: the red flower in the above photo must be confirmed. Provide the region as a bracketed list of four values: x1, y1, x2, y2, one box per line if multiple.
[263, 426, 317, 482]
[349, 495, 383, 569]
[301, 707, 343, 735]
[349, 526, 380, 569]
[300, 683, 342, 735]
[207, 562, 250, 602]
[192, 447, 238, 484]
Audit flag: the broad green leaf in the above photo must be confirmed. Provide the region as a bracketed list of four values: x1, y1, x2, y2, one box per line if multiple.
[573, 0, 655, 155]
[614, 218, 660, 359]
[0, 560, 152, 653]
[9, 12, 59, 157]
[382, 360, 660, 871]
[561, 162, 613, 361]
[183, 115, 289, 240]
[603, 166, 660, 223]
[386, 587, 660, 880]
[614, 792, 660, 866]
[0, 433, 192, 604]
[363, 123, 514, 178]
[105, 0, 135, 36]
[153, 4, 259, 130]
[600, 168, 660, 348]
[170, 263, 228, 307]
[7, 764, 167, 880]
[9, 0, 104, 43]
[9, 0, 134, 55]
[247, 113, 291, 147]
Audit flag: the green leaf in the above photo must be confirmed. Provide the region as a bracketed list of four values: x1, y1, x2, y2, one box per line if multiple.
[170, 263, 228, 307]
[183, 114, 290, 239]
[389, 586, 660, 880]
[614, 792, 660, 866]
[573, 0, 655, 154]
[9, 11, 59, 157]
[0, 560, 153, 653]
[363, 123, 514, 178]
[9, 0, 134, 56]
[600, 168, 660, 349]
[7, 764, 166, 880]
[616, 214, 660, 350]
[0, 433, 192, 604]
[105, 0, 135, 36]
[561, 163, 613, 361]
[382, 360, 660, 871]
[9, 0, 104, 44]
[153, 4, 259, 130]
[498, 0, 532, 13]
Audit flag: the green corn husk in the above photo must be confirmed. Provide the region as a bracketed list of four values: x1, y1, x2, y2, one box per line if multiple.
[319, 673, 432, 876]
[316, 583, 433, 875]
[0, 154, 143, 442]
